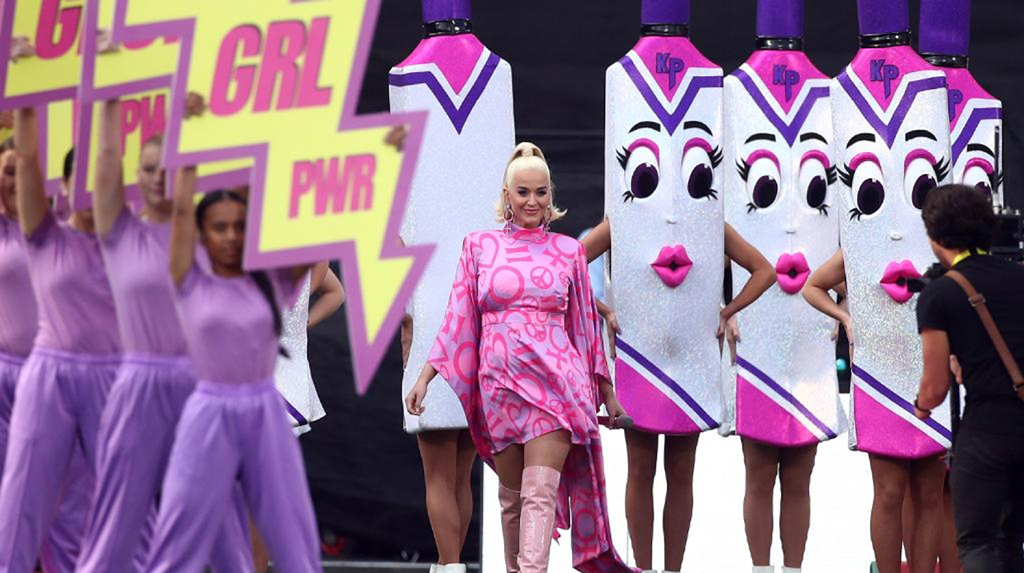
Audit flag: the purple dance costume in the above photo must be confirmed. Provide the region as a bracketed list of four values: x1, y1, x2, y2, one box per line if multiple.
[76, 209, 252, 572]
[0, 212, 116, 573]
[144, 263, 321, 573]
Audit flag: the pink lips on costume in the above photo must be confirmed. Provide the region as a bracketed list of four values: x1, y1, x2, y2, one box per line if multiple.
[651, 245, 693, 288]
[775, 252, 810, 295]
[879, 260, 922, 304]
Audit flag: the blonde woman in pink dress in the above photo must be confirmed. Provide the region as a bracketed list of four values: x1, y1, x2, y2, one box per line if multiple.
[406, 143, 634, 573]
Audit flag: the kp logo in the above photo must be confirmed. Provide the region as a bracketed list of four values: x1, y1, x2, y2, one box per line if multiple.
[656, 52, 685, 90]
[870, 59, 900, 100]
[772, 64, 800, 102]
[948, 89, 964, 120]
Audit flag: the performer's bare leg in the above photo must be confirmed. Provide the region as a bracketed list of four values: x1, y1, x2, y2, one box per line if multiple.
[870, 455, 910, 573]
[779, 444, 817, 569]
[742, 439, 779, 567]
[623, 429, 658, 570]
[419, 430, 471, 565]
[663, 434, 699, 572]
[908, 456, 945, 573]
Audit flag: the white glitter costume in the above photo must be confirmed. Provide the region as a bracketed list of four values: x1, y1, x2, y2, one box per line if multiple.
[275, 274, 326, 435]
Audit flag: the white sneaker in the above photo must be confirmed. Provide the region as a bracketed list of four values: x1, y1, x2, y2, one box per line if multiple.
[781, 568, 801, 573]
[752, 567, 775, 573]
[437, 564, 467, 573]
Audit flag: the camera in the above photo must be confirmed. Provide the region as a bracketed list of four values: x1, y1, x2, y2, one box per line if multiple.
[907, 262, 947, 294]
[908, 209, 1022, 294]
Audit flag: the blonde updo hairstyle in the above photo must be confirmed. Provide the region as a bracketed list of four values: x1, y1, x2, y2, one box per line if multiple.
[495, 142, 567, 224]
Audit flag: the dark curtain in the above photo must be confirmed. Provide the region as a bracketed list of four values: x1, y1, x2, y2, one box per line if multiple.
[302, 0, 1022, 563]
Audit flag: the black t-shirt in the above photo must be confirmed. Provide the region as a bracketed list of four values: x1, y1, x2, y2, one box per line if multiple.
[917, 255, 1024, 434]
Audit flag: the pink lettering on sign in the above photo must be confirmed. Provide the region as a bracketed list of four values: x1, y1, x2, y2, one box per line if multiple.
[120, 95, 166, 151]
[210, 25, 262, 116]
[209, 18, 333, 117]
[289, 154, 376, 218]
[35, 0, 83, 60]
[33, 0, 178, 61]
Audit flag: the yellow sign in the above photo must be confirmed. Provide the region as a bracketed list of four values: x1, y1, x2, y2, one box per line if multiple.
[115, 0, 431, 392]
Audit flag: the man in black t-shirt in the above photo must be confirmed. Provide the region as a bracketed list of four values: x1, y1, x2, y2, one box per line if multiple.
[913, 184, 1024, 573]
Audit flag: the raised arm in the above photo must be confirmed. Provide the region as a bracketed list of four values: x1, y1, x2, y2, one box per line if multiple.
[307, 261, 345, 328]
[14, 107, 48, 236]
[581, 217, 610, 263]
[169, 166, 197, 286]
[721, 223, 775, 320]
[94, 99, 125, 237]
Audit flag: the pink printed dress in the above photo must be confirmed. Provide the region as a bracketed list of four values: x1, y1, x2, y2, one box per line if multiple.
[428, 225, 633, 573]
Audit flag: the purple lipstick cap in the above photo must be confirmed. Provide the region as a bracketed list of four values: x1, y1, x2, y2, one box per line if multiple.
[422, 0, 471, 23]
[919, 0, 970, 56]
[641, 0, 691, 25]
[857, 0, 910, 35]
[757, 0, 804, 38]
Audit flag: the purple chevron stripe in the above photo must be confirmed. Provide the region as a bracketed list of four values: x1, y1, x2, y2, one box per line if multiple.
[388, 52, 500, 134]
[615, 337, 719, 429]
[619, 56, 723, 135]
[736, 356, 837, 439]
[951, 106, 1003, 164]
[733, 68, 830, 147]
[282, 398, 308, 427]
[837, 72, 947, 148]
[852, 364, 952, 440]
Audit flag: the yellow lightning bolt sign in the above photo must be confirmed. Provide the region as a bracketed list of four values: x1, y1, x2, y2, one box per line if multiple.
[0, 0, 251, 202]
[112, 0, 432, 393]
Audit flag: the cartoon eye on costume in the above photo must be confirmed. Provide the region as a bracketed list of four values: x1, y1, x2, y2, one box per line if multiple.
[682, 138, 722, 201]
[842, 153, 885, 221]
[617, 139, 661, 203]
[903, 149, 949, 210]
[962, 155, 1001, 199]
[799, 151, 833, 216]
[737, 150, 779, 212]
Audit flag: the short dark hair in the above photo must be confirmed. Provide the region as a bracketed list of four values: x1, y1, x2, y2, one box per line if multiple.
[921, 184, 996, 252]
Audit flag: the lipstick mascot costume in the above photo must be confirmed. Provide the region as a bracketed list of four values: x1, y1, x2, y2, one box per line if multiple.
[389, 1, 515, 571]
[919, 0, 1004, 206]
[722, 1, 847, 569]
[829, 0, 953, 570]
[604, 1, 723, 570]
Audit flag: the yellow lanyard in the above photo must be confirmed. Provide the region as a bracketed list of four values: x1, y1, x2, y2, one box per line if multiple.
[953, 249, 988, 267]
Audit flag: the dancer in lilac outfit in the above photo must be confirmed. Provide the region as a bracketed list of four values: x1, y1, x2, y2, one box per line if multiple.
[143, 156, 321, 572]
[0, 102, 116, 573]
[0, 140, 93, 573]
[75, 99, 252, 573]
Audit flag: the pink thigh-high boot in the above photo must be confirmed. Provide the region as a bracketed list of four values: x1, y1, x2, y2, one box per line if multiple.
[498, 484, 522, 573]
[518, 466, 560, 573]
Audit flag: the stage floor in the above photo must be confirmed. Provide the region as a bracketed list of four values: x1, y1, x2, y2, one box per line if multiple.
[481, 400, 880, 573]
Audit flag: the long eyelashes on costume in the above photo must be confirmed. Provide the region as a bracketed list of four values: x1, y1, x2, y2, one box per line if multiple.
[933, 157, 950, 182]
[736, 158, 751, 182]
[837, 164, 853, 187]
[710, 146, 723, 169]
[826, 165, 838, 186]
[616, 147, 631, 171]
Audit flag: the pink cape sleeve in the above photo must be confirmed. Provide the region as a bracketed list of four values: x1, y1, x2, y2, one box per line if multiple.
[427, 235, 481, 388]
[566, 242, 612, 405]
[426, 234, 495, 458]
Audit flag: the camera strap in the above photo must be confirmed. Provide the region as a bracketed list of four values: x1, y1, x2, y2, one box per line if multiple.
[946, 270, 1024, 402]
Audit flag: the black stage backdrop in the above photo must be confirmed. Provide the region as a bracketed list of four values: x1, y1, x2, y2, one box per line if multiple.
[301, 0, 1023, 564]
